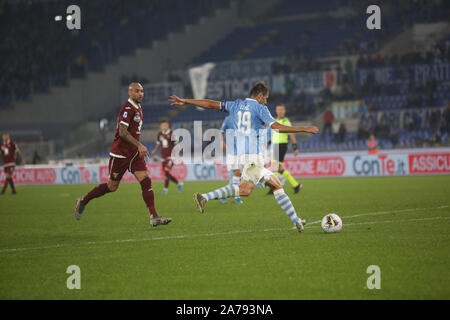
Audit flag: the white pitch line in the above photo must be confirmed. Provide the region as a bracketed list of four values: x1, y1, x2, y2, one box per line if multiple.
[307, 205, 449, 225]
[302, 216, 450, 229]
[0, 206, 449, 254]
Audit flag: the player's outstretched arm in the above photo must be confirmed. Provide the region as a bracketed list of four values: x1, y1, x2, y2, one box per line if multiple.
[169, 95, 221, 110]
[271, 122, 319, 134]
[151, 144, 160, 155]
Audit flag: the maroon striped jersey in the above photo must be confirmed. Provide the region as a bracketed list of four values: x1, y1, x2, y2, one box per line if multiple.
[110, 98, 143, 158]
[156, 129, 175, 159]
[1, 140, 18, 167]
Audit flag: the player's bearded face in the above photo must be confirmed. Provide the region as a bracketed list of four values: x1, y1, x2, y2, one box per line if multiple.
[131, 88, 144, 103]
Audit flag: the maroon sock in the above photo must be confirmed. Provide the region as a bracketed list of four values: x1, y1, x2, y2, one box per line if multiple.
[8, 178, 16, 193]
[1, 180, 8, 193]
[164, 177, 169, 189]
[140, 177, 158, 217]
[81, 183, 111, 205]
[166, 172, 178, 184]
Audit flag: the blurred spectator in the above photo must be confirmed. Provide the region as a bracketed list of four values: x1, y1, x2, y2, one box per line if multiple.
[357, 124, 370, 140]
[367, 133, 379, 154]
[412, 109, 422, 130]
[375, 120, 390, 139]
[337, 122, 347, 143]
[407, 118, 415, 132]
[322, 107, 334, 136]
[429, 108, 441, 138]
[390, 129, 399, 147]
[443, 102, 450, 134]
[32, 150, 41, 164]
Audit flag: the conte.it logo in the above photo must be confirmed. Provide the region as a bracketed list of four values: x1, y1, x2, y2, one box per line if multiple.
[54, 5, 81, 30]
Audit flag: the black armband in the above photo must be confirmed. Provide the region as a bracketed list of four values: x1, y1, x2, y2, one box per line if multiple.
[292, 144, 298, 150]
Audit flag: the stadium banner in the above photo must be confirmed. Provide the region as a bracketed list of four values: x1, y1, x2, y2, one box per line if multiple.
[331, 100, 367, 120]
[188, 62, 216, 99]
[120, 82, 184, 105]
[356, 62, 450, 86]
[1, 149, 449, 185]
[204, 70, 337, 100]
[205, 75, 272, 100]
[205, 58, 275, 81]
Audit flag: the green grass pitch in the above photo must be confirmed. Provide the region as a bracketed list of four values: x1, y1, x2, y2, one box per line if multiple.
[0, 175, 449, 299]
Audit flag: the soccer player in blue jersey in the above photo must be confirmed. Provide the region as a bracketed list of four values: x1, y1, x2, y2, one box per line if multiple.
[169, 82, 318, 232]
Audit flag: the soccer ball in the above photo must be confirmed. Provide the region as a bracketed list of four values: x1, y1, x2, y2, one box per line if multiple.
[321, 213, 342, 233]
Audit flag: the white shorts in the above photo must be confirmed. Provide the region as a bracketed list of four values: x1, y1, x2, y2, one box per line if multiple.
[241, 162, 273, 185]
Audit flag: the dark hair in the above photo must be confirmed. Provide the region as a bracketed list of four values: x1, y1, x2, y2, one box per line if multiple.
[249, 81, 269, 98]
[160, 119, 169, 124]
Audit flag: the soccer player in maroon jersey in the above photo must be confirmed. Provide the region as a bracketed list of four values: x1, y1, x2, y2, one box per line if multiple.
[74, 83, 172, 227]
[151, 120, 183, 195]
[1, 132, 25, 195]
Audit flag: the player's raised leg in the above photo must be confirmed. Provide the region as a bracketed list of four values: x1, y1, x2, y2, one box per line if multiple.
[74, 156, 123, 220]
[266, 174, 306, 232]
[220, 171, 243, 204]
[75, 179, 117, 220]
[194, 183, 240, 213]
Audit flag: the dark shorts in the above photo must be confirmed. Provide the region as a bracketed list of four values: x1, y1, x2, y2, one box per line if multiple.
[272, 143, 288, 164]
[108, 153, 147, 181]
[3, 165, 15, 176]
[162, 158, 173, 171]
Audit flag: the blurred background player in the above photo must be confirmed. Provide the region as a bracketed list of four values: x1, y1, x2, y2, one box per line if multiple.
[201, 114, 243, 205]
[169, 82, 319, 232]
[74, 83, 172, 227]
[1, 132, 25, 195]
[151, 120, 183, 195]
[267, 104, 302, 195]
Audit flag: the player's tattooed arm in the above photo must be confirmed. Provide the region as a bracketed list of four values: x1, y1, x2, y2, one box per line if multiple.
[118, 124, 150, 158]
[169, 95, 221, 110]
[271, 122, 319, 134]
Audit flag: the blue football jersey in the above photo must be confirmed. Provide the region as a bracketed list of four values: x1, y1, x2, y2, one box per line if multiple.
[220, 115, 234, 132]
[220, 115, 237, 156]
[220, 98, 276, 156]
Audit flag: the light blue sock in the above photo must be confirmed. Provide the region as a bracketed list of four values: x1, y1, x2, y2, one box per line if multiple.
[202, 184, 239, 202]
[231, 175, 241, 199]
[273, 189, 300, 224]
